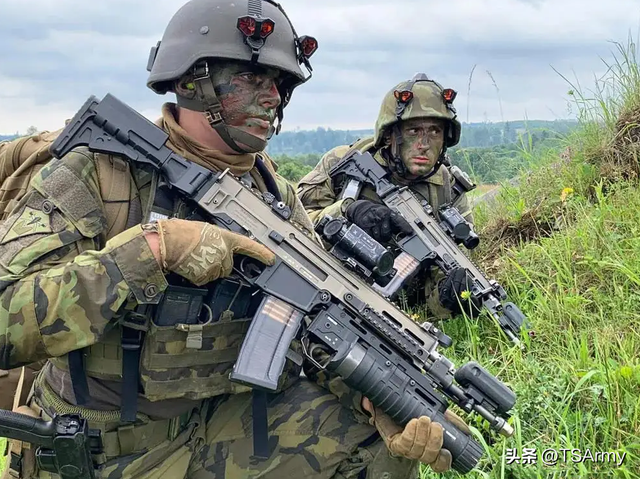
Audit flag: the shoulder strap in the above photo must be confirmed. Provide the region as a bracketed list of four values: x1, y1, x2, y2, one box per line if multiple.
[94, 153, 134, 240]
[441, 166, 452, 204]
[344, 137, 376, 159]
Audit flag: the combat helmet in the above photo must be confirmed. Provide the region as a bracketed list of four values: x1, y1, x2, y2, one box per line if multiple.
[147, 0, 318, 153]
[373, 73, 461, 178]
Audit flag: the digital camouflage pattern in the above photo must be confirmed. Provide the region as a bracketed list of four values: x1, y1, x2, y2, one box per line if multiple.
[297, 137, 473, 318]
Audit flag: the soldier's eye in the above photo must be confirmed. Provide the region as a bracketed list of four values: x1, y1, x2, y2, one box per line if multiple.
[239, 72, 256, 82]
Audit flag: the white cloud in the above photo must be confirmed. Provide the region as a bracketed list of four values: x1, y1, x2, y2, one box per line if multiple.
[0, 0, 638, 134]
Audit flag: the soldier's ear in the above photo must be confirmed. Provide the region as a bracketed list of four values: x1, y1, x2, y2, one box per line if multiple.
[174, 76, 196, 98]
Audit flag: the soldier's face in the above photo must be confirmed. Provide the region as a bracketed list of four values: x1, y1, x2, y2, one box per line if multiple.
[210, 61, 282, 141]
[397, 118, 445, 177]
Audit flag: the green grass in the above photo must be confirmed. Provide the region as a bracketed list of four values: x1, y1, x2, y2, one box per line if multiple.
[421, 183, 640, 478]
[417, 37, 640, 479]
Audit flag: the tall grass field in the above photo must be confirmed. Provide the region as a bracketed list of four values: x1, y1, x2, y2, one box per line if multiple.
[419, 38, 640, 479]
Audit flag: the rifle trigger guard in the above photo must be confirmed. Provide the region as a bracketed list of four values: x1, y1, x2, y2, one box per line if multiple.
[301, 337, 329, 370]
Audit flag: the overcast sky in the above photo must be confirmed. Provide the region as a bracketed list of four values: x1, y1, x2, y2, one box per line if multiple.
[1, 0, 639, 134]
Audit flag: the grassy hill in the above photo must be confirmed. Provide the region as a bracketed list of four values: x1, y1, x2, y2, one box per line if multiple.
[418, 40, 640, 478]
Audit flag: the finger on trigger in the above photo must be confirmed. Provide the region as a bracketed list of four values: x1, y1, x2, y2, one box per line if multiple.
[391, 212, 413, 235]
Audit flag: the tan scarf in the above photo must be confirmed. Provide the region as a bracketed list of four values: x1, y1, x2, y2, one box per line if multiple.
[156, 103, 278, 193]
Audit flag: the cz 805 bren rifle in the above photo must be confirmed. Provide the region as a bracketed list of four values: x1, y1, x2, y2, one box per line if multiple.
[43, 93, 516, 473]
[328, 152, 531, 345]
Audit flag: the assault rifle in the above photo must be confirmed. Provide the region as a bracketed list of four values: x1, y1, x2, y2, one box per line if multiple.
[329, 152, 530, 345]
[0, 410, 102, 479]
[49, 94, 516, 473]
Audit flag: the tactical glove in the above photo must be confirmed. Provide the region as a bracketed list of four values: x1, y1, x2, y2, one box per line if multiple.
[344, 199, 413, 243]
[362, 397, 470, 472]
[438, 267, 481, 316]
[150, 218, 275, 286]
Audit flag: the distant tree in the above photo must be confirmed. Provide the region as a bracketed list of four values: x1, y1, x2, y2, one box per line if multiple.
[503, 121, 515, 143]
[26, 125, 38, 135]
[265, 120, 577, 179]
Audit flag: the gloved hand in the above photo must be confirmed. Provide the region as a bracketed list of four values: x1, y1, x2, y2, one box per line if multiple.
[146, 218, 275, 286]
[438, 267, 481, 316]
[344, 199, 413, 243]
[362, 397, 470, 472]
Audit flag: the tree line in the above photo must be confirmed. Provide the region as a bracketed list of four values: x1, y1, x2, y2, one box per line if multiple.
[270, 121, 573, 184]
[265, 120, 576, 156]
[2, 120, 575, 185]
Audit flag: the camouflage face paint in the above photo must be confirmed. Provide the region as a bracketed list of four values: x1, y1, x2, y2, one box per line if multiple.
[397, 118, 445, 177]
[210, 61, 282, 141]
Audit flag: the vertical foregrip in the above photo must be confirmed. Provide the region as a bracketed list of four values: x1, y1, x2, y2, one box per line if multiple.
[334, 344, 482, 473]
[230, 295, 305, 391]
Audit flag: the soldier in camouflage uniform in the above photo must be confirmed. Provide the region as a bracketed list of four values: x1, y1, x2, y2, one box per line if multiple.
[0, 1, 468, 478]
[298, 75, 478, 319]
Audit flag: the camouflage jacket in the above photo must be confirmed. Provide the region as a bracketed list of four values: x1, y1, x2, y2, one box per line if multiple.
[297, 137, 473, 318]
[0, 138, 321, 412]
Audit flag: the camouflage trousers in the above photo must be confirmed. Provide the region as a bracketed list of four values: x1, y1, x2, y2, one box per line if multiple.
[12, 377, 418, 479]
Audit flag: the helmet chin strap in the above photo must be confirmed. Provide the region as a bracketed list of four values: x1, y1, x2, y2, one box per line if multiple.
[176, 61, 270, 154]
[388, 123, 408, 176]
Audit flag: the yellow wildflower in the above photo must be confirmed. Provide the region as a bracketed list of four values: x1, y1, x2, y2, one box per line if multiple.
[561, 187, 574, 202]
